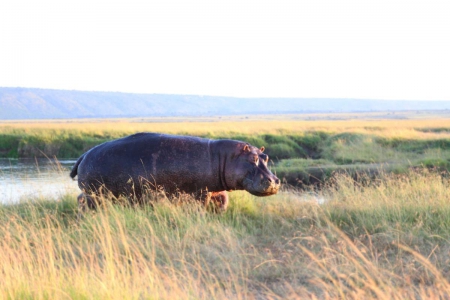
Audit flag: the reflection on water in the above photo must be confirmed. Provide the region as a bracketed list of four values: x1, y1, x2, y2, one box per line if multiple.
[0, 158, 79, 203]
[299, 192, 326, 205]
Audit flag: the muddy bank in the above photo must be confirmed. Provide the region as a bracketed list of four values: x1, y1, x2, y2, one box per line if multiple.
[277, 163, 410, 188]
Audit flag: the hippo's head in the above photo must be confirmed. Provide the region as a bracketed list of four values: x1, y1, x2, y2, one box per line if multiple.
[228, 143, 281, 196]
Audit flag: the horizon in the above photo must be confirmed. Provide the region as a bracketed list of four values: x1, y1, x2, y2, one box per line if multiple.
[3, 87, 450, 121]
[2, 86, 450, 102]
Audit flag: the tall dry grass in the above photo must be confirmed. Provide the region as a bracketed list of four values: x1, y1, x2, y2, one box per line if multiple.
[1, 170, 450, 299]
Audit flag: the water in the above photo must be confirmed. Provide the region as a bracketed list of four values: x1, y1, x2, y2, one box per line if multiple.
[298, 192, 326, 205]
[0, 158, 328, 205]
[0, 158, 80, 204]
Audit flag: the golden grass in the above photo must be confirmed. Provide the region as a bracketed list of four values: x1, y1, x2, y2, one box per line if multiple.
[2, 171, 450, 299]
[2, 114, 450, 140]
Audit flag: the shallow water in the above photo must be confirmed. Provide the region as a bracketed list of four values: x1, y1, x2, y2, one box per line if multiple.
[0, 158, 79, 203]
[0, 158, 328, 205]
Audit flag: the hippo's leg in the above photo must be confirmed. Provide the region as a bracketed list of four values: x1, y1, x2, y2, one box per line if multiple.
[77, 193, 98, 220]
[209, 191, 229, 213]
[192, 190, 228, 213]
[196, 189, 211, 207]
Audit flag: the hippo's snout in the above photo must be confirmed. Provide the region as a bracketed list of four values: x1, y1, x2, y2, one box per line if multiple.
[263, 176, 280, 191]
[268, 176, 281, 185]
[244, 174, 281, 197]
[265, 176, 281, 194]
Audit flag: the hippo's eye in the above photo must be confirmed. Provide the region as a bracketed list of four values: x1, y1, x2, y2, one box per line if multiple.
[259, 154, 269, 164]
[253, 156, 259, 165]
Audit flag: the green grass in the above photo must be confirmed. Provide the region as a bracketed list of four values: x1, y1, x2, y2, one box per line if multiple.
[2, 170, 450, 298]
[272, 134, 450, 186]
[3, 117, 450, 189]
[0, 129, 322, 160]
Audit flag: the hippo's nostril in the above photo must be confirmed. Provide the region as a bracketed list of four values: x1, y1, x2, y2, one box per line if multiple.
[267, 177, 280, 186]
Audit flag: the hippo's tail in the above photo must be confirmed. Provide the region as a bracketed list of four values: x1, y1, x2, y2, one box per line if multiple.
[70, 153, 85, 179]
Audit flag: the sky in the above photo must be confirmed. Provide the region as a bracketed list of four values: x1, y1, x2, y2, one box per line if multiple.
[1, 0, 449, 100]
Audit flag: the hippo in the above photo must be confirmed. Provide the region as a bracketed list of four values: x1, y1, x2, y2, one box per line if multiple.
[70, 132, 280, 214]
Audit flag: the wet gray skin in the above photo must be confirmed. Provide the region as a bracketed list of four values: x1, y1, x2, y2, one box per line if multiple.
[70, 133, 281, 213]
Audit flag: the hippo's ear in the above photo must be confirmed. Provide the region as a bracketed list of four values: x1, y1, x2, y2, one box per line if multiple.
[242, 144, 250, 152]
[260, 146, 265, 153]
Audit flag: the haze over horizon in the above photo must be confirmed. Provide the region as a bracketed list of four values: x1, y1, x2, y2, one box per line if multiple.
[2, 86, 450, 102]
[1, 1, 450, 101]
[2, 87, 450, 120]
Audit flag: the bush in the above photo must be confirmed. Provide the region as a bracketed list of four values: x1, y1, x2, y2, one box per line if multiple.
[0, 134, 20, 157]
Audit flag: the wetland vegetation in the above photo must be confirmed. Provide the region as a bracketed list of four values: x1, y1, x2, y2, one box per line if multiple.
[2, 112, 450, 186]
[2, 112, 450, 298]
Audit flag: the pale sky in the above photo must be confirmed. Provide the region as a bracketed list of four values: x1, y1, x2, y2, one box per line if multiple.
[1, 0, 449, 100]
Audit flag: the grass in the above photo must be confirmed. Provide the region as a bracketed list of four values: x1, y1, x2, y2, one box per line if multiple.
[2, 115, 450, 158]
[3, 112, 450, 298]
[2, 170, 450, 298]
[1, 114, 450, 189]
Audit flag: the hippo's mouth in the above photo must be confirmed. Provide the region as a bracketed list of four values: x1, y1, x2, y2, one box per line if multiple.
[248, 189, 279, 197]
[243, 178, 280, 196]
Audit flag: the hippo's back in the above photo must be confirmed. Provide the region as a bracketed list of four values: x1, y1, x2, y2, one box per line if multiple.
[77, 132, 212, 196]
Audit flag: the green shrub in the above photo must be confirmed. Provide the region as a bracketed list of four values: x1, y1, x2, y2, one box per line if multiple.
[0, 134, 20, 157]
[266, 143, 297, 159]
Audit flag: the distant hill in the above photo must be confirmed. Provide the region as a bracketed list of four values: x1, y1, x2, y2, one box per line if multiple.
[1, 87, 450, 120]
